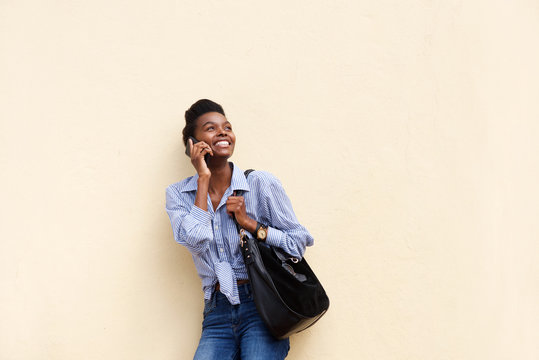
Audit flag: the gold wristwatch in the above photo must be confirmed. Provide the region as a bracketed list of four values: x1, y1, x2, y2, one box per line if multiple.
[255, 222, 268, 241]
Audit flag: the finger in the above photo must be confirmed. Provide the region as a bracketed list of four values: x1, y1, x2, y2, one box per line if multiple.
[227, 197, 243, 204]
[192, 149, 203, 162]
[196, 141, 212, 154]
[232, 197, 243, 207]
[194, 142, 205, 153]
[199, 147, 214, 159]
[188, 139, 195, 159]
[190, 141, 204, 160]
[199, 145, 212, 157]
[192, 141, 205, 150]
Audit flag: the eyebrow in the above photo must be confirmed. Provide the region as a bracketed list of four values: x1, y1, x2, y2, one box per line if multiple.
[201, 121, 231, 127]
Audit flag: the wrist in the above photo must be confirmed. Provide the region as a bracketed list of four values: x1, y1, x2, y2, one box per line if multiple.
[240, 217, 257, 234]
[254, 222, 268, 242]
[197, 174, 210, 184]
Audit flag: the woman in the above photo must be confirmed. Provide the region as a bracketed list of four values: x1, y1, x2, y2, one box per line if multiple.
[166, 99, 314, 359]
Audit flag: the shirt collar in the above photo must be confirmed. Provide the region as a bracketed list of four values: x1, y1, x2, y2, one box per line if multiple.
[230, 163, 250, 193]
[180, 162, 250, 193]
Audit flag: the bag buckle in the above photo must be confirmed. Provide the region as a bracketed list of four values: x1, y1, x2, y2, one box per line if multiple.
[239, 229, 246, 247]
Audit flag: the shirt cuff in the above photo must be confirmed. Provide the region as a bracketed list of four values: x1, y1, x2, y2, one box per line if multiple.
[189, 205, 212, 225]
[265, 226, 285, 248]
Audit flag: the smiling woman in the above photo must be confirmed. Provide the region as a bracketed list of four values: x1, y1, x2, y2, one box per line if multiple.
[165, 99, 314, 359]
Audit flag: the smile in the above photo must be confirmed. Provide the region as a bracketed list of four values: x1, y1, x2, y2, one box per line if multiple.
[214, 140, 231, 147]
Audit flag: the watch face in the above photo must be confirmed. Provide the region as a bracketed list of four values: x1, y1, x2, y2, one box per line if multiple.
[257, 228, 267, 239]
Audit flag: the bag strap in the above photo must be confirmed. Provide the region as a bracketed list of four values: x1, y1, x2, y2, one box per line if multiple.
[234, 169, 254, 198]
[233, 169, 255, 234]
[244, 169, 255, 179]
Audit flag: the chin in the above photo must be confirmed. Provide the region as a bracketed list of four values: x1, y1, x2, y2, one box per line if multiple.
[212, 152, 233, 160]
[216, 148, 234, 157]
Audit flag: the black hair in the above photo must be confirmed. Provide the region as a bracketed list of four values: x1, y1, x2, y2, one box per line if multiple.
[182, 99, 226, 145]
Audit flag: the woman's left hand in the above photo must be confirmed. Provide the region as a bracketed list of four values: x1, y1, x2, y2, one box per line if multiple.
[226, 195, 257, 233]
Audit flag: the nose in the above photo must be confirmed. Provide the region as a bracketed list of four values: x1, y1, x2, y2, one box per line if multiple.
[217, 127, 227, 136]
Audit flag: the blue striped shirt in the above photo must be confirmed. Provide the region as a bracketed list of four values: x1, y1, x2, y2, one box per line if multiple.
[165, 163, 314, 305]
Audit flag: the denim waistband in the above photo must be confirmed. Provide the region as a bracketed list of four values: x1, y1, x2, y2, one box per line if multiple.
[212, 282, 252, 306]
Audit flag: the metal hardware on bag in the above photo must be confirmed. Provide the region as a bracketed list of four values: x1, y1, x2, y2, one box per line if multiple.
[291, 258, 299, 264]
[282, 263, 296, 275]
[240, 229, 246, 247]
[282, 262, 307, 282]
[239, 228, 254, 264]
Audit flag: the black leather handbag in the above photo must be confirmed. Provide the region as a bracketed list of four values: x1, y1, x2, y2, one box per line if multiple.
[237, 170, 329, 339]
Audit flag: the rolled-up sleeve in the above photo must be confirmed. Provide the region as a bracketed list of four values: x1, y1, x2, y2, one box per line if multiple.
[165, 185, 213, 255]
[259, 174, 314, 258]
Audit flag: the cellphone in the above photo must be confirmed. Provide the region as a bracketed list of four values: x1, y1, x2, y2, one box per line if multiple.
[185, 136, 210, 164]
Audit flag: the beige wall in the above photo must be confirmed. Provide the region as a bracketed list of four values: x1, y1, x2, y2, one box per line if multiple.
[1, 1, 538, 359]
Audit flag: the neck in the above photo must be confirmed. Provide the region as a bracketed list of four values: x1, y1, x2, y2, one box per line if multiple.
[208, 160, 232, 194]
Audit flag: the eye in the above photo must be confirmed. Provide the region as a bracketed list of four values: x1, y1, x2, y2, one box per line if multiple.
[206, 126, 215, 131]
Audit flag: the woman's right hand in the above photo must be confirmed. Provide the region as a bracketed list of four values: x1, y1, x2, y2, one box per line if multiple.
[189, 138, 213, 177]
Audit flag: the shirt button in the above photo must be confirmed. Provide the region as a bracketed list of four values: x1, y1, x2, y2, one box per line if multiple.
[219, 247, 224, 252]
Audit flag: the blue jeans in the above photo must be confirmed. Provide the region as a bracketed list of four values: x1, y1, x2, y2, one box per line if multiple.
[194, 283, 290, 360]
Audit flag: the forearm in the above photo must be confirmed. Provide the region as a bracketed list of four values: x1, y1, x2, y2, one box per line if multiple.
[265, 226, 313, 258]
[238, 216, 257, 234]
[177, 214, 212, 255]
[166, 201, 213, 255]
[195, 175, 210, 211]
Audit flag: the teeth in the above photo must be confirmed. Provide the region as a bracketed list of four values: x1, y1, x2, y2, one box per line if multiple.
[215, 141, 229, 146]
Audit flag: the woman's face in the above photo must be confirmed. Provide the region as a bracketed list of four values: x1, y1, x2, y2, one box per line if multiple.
[194, 111, 236, 159]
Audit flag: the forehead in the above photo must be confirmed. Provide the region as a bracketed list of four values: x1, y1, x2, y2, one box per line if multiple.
[196, 112, 229, 127]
